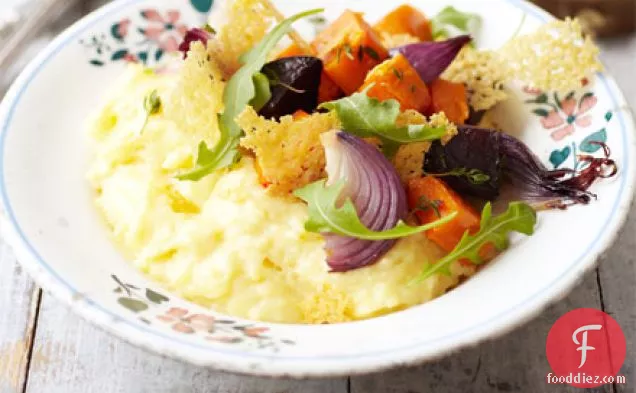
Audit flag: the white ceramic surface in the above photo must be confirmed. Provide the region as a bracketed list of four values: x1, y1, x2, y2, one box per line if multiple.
[0, 0, 634, 378]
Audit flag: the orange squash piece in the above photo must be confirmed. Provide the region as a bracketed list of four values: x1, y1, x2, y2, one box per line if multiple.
[430, 79, 470, 124]
[359, 53, 431, 112]
[373, 4, 433, 42]
[407, 176, 497, 266]
[276, 43, 343, 103]
[311, 10, 389, 95]
[276, 42, 307, 58]
[292, 109, 310, 120]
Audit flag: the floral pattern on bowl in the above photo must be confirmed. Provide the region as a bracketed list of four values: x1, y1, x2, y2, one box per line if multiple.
[111, 275, 295, 350]
[81, 0, 211, 67]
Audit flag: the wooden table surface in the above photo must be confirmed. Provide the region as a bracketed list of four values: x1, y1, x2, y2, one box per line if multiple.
[0, 1, 635, 392]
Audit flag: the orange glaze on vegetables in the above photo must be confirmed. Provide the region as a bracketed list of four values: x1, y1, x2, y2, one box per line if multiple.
[360, 53, 431, 113]
[407, 176, 496, 263]
[311, 10, 389, 95]
[429, 79, 470, 124]
[373, 4, 434, 42]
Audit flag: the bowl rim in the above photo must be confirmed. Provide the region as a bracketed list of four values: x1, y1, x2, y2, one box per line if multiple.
[0, 0, 635, 378]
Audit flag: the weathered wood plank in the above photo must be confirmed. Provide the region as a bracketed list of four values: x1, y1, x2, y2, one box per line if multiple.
[0, 242, 39, 393]
[597, 207, 635, 393]
[25, 295, 348, 393]
[351, 272, 612, 393]
[596, 38, 636, 393]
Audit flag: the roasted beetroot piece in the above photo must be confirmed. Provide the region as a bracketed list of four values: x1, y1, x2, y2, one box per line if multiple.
[424, 125, 617, 207]
[258, 56, 323, 119]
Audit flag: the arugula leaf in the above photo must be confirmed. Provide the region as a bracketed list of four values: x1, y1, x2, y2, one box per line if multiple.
[140, 90, 162, 134]
[178, 8, 324, 181]
[143, 90, 162, 115]
[294, 179, 458, 241]
[431, 6, 481, 40]
[319, 88, 447, 156]
[249, 72, 272, 111]
[415, 202, 537, 282]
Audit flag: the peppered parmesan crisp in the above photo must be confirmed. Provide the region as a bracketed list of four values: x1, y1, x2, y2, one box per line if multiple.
[214, 0, 277, 75]
[444, 18, 601, 111]
[443, 47, 511, 111]
[499, 18, 602, 92]
[165, 42, 224, 142]
[237, 107, 340, 195]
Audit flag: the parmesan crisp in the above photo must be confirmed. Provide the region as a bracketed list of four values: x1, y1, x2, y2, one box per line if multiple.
[165, 42, 225, 145]
[214, 0, 277, 75]
[443, 47, 511, 111]
[238, 108, 340, 195]
[444, 18, 602, 111]
[499, 18, 602, 93]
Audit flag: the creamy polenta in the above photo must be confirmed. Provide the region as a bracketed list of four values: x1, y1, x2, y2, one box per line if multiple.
[87, 66, 472, 323]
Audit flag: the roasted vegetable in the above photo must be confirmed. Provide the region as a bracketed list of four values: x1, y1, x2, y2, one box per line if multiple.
[408, 176, 481, 252]
[276, 42, 307, 58]
[415, 202, 536, 282]
[292, 109, 310, 120]
[258, 56, 323, 119]
[424, 126, 501, 199]
[389, 35, 471, 84]
[373, 4, 433, 42]
[429, 79, 469, 124]
[277, 42, 343, 103]
[359, 53, 431, 113]
[423, 125, 617, 206]
[295, 131, 456, 272]
[311, 10, 389, 95]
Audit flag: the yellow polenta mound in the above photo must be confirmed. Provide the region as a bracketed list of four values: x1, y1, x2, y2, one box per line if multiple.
[87, 65, 471, 324]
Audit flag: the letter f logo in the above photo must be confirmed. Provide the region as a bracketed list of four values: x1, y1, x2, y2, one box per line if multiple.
[572, 324, 603, 368]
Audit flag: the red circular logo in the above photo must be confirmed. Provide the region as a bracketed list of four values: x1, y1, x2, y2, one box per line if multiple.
[546, 308, 626, 388]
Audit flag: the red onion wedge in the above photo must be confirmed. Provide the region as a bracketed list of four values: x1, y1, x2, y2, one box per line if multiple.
[295, 131, 457, 271]
[389, 35, 471, 84]
[321, 131, 407, 272]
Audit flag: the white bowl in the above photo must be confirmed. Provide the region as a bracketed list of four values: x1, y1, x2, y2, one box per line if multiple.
[0, 0, 634, 378]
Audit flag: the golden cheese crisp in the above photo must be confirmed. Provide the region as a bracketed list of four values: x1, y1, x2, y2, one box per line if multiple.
[500, 18, 602, 93]
[166, 42, 225, 146]
[238, 107, 340, 195]
[443, 47, 511, 111]
[215, 0, 277, 75]
[445, 18, 602, 111]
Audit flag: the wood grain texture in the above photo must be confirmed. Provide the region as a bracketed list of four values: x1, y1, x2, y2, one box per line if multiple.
[597, 39, 636, 393]
[25, 295, 348, 393]
[598, 207, 636, 393]
[0, 243, 39, 393]
[350, 273, 613, 393]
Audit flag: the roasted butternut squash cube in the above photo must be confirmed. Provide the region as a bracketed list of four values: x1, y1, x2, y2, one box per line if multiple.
[359, 53, 431, 113]
[276, 42, 307, 58]
[373, 5, 433, 42]
[430, 79, 469, 124]
[311, 10, 389, 95]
